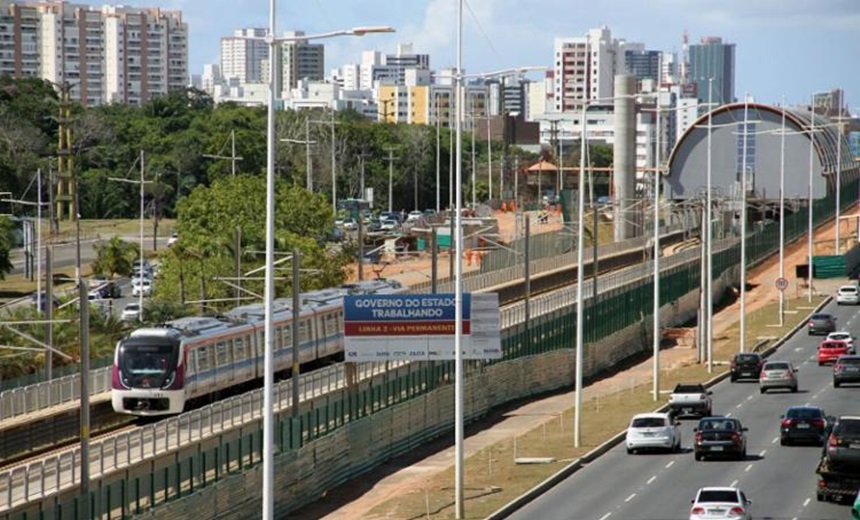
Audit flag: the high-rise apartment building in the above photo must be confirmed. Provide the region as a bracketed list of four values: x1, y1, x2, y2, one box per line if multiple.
[220, 28, 267, 84]
[625, 49, 661, 84]
[0, 1, 187, 106]
[280, 30, 324, 91]
[688, 36, 735, 105]
[553, 27, 624, 112]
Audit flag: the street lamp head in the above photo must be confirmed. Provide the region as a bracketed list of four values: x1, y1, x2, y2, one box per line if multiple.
[350, 26, 396, 36]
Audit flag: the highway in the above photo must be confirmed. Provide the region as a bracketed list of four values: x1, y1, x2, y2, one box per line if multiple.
[506, 298, 856, 520]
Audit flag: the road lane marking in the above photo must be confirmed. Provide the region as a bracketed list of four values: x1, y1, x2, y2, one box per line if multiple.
[665, 461, 675, 468]
[730, 479, 738, 488]
[647, 476, 656, 485]
[759, 450, 767, 457]
[772, 437, 779, 444]
[725, 413, 732, 417]
[598, 513, 612, 520]
[803, 498, 811, 507]
[746, 396, 753, 401]
[745, 464, 753, 472]
[625, 493, 636, 502]
[735, 403, 743, 409]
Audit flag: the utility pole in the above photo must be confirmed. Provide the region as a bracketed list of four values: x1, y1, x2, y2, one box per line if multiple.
[309, 114, 340, 212]
[202, 129, 244, 176]
[56, 83, 74, 221]
[357, 149, 372, 203]
[306, 118, 313, 191]
[384, 147, 398, 212]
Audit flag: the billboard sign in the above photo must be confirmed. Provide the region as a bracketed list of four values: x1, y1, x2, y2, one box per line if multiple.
[344, 293, 502, 361]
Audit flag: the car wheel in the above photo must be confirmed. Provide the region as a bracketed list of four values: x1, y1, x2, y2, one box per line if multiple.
[730, 375, 737, 382]
[834, 380, 841, 388]
[818, 362, 824, 366]
[791, 385, 798, 393]
[759, 388, 766, 394]
[627, 448, 633, 455]
[694, 452, 702, 461]
[817, 492, 826, 502]
[780, 437, 787, 446]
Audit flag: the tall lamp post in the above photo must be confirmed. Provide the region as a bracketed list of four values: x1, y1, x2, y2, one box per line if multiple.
[257, 13, 394, 519]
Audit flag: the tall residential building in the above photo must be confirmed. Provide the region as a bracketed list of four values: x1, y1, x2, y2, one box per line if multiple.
[688, 36, 735, 105]
[625, 49, 661, 84]
[280, 30, 324, 91]
[0, 1, 187, 106]
[553, 26, 623, 112]
[220, 28, 267, 84]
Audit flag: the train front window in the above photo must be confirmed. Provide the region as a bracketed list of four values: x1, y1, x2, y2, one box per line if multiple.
[119, 340, 177, 389]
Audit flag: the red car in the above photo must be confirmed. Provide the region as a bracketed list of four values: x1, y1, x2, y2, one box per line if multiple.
[819, 340, 854, 366]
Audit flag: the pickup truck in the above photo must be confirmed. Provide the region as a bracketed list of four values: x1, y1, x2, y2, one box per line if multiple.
[668, 383, 713, 418]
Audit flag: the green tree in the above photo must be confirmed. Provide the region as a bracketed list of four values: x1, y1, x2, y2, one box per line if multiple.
[91, 236, 137, 278]
[0, 216, 15, 279]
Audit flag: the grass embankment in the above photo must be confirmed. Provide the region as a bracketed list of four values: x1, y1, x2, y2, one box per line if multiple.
[367, 295, 825, 519]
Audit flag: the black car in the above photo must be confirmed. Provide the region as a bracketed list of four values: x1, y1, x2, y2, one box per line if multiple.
[730, 352, 763, 382]
[91, 277, 121, 299]
[694, 416, 748, 461]
[833, 355, 860, 387]
[780, 406, 829, 445]
[826, 416, 860, 471]
[808, 313, 837, 335]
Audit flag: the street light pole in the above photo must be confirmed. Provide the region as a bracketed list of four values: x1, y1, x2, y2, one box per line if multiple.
[574, 100, 587, 447]
[706, 78, 714, 373]
[739, 97, 749, 353]
[779, 97, 786, 327]
[808, 96, 815, 302]
[835, 89, 844, 254]
[454, 1, 465, 515]
[437, 93, 441, 212]
[652, 92, 661, 401]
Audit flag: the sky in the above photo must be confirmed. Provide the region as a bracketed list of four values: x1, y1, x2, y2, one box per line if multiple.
[88, 0, 859, 109]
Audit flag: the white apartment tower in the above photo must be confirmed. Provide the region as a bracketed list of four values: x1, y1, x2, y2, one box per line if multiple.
[553, 26, 622, 112]
[0, 1, 187, 106]
[220, 28, 267, 84]
[280, 30, 324, 91]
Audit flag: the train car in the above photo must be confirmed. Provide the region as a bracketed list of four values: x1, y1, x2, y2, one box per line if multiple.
[111, 279, 405, 416]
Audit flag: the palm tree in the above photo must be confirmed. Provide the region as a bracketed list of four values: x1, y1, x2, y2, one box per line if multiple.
[91, 236, 136, 278]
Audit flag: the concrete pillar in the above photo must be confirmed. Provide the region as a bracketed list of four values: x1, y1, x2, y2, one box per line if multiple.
[614, 74, 636, 241]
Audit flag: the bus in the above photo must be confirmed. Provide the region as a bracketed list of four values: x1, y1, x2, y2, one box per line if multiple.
[337, 198, 371, 220]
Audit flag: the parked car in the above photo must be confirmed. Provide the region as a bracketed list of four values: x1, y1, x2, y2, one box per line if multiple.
[808, 313, 837, 335]
[167, 232, 179, 247]
[668, 383, 713, 418]
[837, 285, 860, 305]
[379, 219, 399, 231]
[121, 302, 141, 321]
[406, 210, 423, 222]
[689, 487, 752, 520]
[693, 416, 748, 461]
[30, 292, 60, 312]
[780, 406, 830, 445]
[342, 218, 358, 231]
[819, 340, 854, 366]
[834, 355, 860, 388]
[826, 416, 860, 471]
[730, 352, 763, 382]
[827, 331, 855, 350]
[90, 277, 121, 299]
[759, 360, 798, 393]
[625, 412, 681, 454]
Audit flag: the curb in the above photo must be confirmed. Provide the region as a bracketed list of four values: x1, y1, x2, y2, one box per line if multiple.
[487, 296, 833, 520]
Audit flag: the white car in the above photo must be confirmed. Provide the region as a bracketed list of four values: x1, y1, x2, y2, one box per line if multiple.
[131, 279, 152, 297]
[837, 285, 860, 305]
[827, 331, 855, 351]
[625, 412, 681, 454]
[406, 210, 423, 222]
[167, 233, 179, 247]
[690, 487, 752, 520]
[380, 219, 398, 231]
[122, 302, 141, 321]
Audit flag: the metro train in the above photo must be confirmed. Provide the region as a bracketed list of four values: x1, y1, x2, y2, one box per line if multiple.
[111, 279, 406, 416]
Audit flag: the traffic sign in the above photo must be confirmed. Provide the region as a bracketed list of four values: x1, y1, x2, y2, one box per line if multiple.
[775, 277, 789, 291]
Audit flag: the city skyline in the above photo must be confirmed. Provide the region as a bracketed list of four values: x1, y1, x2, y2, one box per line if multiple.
[77, 0, 858, 108]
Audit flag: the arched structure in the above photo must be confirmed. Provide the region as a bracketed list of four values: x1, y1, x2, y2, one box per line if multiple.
[667, 102, 858, 202]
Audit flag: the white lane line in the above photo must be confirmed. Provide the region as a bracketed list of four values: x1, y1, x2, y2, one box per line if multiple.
[744, 464, 753, 472]
[625, 493, 636, 502]
[598, 513, 612, 520]
[805, 402, 811, 406]
[730, 479, 738, 488]
[665, 461, 675, 468]
[646, 476, 656, 485]
[735, 403, 743, 409]
[803, 498, 811, 507]
[759, 450, 767, 457]
[725, 413, 733, 417]
[746, 395, 753, 401]
[772, 437, 779, 444]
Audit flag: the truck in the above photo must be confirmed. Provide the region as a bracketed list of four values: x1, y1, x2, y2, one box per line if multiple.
[816, 415, 860, 503]
[668, 383, 713, 418]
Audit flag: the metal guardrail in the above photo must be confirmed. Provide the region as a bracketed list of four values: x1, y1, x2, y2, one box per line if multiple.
[0, 359, 402, 510]
[0, 368, 112, 423]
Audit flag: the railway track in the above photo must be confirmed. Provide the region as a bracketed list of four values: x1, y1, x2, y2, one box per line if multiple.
[0, 234, 688, 475]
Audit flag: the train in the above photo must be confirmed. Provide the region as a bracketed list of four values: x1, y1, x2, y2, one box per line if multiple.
[111, 279, 407, 416]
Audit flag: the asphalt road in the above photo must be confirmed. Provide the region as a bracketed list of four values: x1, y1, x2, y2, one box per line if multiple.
[506, 299, 858, 520]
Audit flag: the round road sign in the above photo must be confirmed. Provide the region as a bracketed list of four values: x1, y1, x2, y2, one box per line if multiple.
[775, 277, 789, 291]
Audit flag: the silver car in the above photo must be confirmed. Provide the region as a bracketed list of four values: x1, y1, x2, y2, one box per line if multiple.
[625, 412, 681, 453]
[837, 285, 860, 305]
[759, 360, 798, 393]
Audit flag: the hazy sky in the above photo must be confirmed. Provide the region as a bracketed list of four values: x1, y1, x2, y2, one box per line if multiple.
[88, 0, 858, 108]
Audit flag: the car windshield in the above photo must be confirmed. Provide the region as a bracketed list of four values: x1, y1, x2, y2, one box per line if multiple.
[787, 408, 823, 419]
[118, 340, 177, 389]
[830, 333, 851, 340]
[840, 287, 858, 293]
[125, 304, 140, 311]
[631, 417, 667, 428]
[697, 490, 739, 503]
[765, 362, 789, 370]
[841, 358, 860, 365]
[812, 314, 832, 320]
[835, 420, 860, 435]
[735, 354, 759, 362]
[699, 419, 740, 431]
[674, 384, 703, 393]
